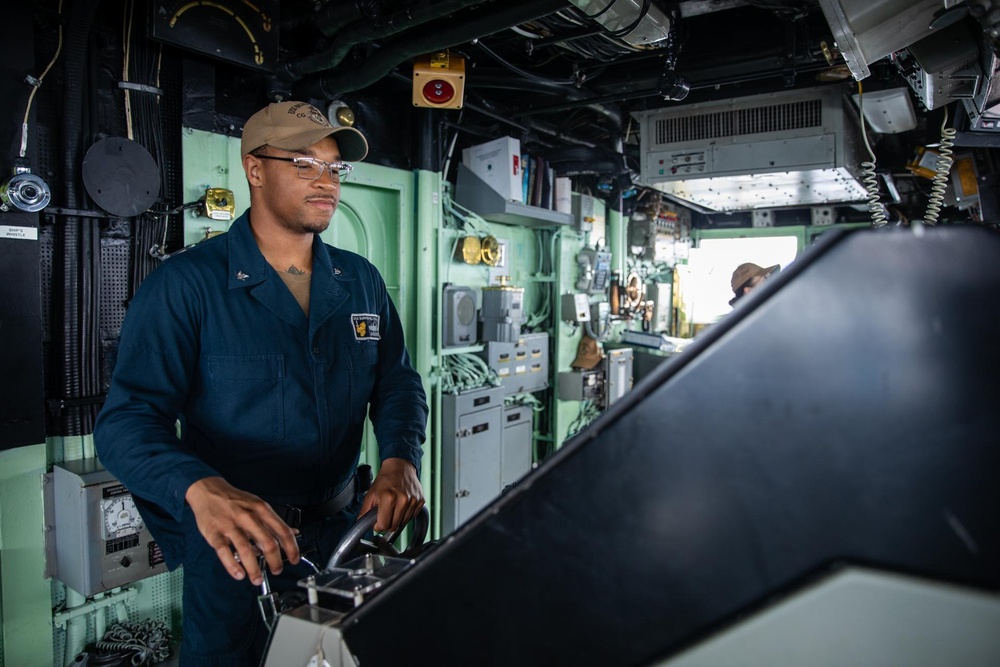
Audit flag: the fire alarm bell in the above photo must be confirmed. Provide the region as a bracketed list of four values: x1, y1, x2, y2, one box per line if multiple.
[413, 51, 465, 110]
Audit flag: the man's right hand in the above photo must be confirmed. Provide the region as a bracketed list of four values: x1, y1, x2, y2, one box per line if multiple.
[185, 476, 300, 586]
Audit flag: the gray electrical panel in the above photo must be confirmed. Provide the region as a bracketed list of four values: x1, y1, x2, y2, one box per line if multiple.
[648, 281, 673, 333]
[477, 332, 549, 396]
[46, 458, 168, 596]
[441, 386, 505, 533]
[501, 405, 533, 490]
[557, 347, 633, 408]
[605, 347, 633, 408]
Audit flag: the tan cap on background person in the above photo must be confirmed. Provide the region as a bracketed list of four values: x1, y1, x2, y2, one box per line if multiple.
[241, 101, 369, 161]
[731, 262, 780, 294]
[571, 335, 604, 370]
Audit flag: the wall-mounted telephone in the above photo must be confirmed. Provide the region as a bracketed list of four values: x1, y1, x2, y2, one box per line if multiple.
[575, 248, 612, 294]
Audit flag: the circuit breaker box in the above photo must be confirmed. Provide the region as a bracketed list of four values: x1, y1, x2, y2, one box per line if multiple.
[501, 404, 533, 490]
[477, 332, 549, 396]
[605, 347, 634, 408]
[46, 459, 168, 596]
[441, 386, 505, 533]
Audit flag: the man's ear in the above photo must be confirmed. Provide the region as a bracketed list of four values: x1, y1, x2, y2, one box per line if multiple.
[244, 154, 264, 187]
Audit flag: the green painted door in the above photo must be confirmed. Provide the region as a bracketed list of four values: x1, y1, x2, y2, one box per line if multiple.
[319, 165, 416, 468]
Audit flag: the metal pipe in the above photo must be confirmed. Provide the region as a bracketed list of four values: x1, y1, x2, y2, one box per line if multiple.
[467, 73, 624, 133]
[62, 588, 87, 665]
[301, 0, 568, 99]
[280, 0, 491, 82]
[53, 586, 139, 628]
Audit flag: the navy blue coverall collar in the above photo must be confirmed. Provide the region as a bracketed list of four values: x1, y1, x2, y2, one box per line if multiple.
[224, 211, 357, 335]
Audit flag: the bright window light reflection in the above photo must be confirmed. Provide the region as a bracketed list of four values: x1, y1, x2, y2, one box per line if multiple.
[679, 236, 799, 326]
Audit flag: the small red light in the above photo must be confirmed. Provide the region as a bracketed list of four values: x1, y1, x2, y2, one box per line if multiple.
[422, 79, 455, 104]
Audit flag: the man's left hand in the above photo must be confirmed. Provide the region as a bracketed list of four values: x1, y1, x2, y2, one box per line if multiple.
[359, 458, 424, 533]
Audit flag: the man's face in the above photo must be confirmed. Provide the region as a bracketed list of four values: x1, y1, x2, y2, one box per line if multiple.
[250, 135, 344, 235]
[745, 272, 769, 293]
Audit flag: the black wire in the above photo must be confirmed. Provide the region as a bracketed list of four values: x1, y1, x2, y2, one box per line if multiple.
[476, 39, 577, 85]
[577, 0, 619, 20]
[611, 0, 652, 38]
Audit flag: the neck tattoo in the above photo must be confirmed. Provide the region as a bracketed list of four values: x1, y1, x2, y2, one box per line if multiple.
[286, 265, 307, 275]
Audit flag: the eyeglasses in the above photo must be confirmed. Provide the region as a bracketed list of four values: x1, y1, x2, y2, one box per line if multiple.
[255, 155, 353, 183]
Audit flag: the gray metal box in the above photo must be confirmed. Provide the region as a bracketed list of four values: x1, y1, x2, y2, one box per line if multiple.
[441, 386, 505, 533]
[633, 85, 867, 211]
[443, 285, 478, 348]
[47, 458, 168, 596]
[477, 332, 549, 396]
[557, 369, 605, 402]
[501, 405, 533, 489]
[605, 347, 633, 408]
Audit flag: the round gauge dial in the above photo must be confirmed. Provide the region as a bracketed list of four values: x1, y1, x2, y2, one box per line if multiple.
[101, 495, 143, 538]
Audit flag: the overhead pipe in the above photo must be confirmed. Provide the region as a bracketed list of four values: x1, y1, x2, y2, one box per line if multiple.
[278, 0, 491, 83]
[468, 96, 599, 149]
[465, 72, 623, 150]
[291, 1, 364, 37]
[299, 0, 569, 100]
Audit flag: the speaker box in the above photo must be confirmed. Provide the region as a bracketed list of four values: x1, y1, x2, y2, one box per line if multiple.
[443, 285, 477, 347]
[412, 52, 465, 110]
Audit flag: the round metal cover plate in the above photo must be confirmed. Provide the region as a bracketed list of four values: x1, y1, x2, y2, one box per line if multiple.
[82, 137, 160, 217]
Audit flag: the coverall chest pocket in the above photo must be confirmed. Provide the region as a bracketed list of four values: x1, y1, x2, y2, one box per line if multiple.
[204, 355, 285, 444]
[348, 343, 378, 417]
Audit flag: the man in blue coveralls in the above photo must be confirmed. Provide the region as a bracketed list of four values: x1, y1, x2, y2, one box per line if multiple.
[94, 101, 428, 665]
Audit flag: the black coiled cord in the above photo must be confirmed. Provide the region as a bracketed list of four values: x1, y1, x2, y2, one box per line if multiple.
[94, 620, 172, 665]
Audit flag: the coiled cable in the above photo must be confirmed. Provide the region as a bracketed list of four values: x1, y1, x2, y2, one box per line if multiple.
[923, 106, 956, 226]
[95, 619, 172, 665]
[857, 82, 888, 227]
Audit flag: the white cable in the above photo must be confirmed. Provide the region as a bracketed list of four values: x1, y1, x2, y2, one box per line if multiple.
[923, 107, 956, 226]
[123, 0, 134, 140]
[856, 82, 887, 227]
[20, 1, 64, 158]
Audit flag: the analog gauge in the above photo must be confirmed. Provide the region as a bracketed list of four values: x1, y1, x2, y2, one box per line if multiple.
[101, 495, 143, 539]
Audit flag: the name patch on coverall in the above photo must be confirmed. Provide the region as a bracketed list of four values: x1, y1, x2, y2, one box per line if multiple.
[351, 314, 381, 340]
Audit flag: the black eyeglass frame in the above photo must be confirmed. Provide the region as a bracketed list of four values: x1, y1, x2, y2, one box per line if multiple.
[254, 155, 353, 182]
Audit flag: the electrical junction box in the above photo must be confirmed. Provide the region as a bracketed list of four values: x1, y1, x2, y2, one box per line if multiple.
[441, 386, 505, 533]
[648, 281, 673, 333]
[501, 405, 533, 490]
[477, 332, 549, 396]
[572, 193, 604, 233]
[558, 369, 605, 403]
[462, 136, 522, 203]
[46, 459, 168, 596]
[561, 293, 591, 323]
[604, 347, 634, 408]
[443, 285, 478, 348]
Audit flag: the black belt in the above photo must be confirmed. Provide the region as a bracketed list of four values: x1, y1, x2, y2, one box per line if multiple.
[275, 478, 356, 528]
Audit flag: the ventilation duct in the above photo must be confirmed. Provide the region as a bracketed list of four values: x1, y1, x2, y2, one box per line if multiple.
[633, 85, 868, 212]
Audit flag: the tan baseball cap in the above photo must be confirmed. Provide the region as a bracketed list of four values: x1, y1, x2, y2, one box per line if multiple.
[571, 335, 604, 371]
[240, 101, 369, 161]
[731, 262, 780, 293]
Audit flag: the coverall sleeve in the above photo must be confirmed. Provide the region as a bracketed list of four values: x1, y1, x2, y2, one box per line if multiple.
[366, 266, 428, 474]
[94, 262, 220, 520]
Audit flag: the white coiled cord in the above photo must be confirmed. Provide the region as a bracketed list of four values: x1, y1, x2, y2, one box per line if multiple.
[923, 107, 956, 226]
[857, 82, 888, 227]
